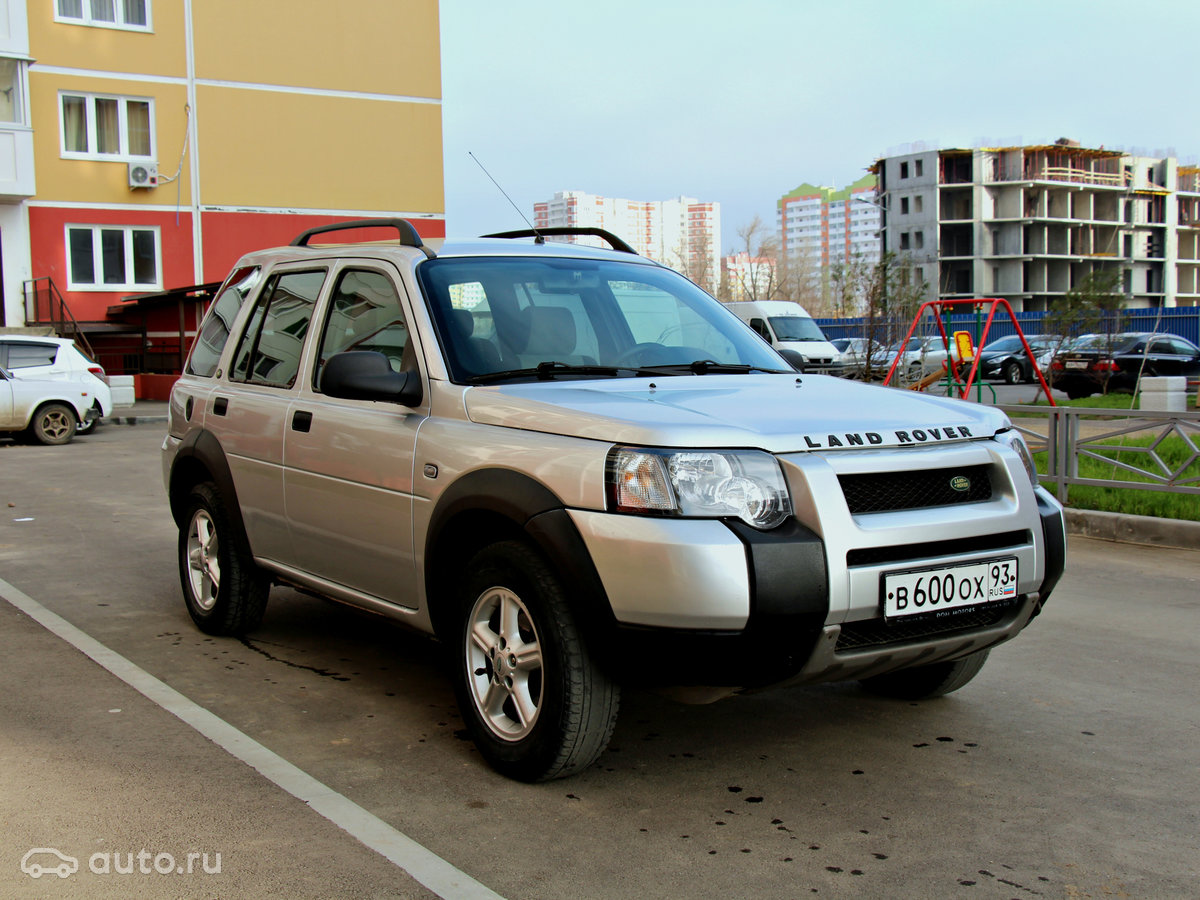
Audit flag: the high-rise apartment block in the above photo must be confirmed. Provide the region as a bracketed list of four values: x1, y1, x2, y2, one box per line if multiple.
[533, 191, 721, 295]
[778, 174, 880, 283]
[874, 141, 1199, 310]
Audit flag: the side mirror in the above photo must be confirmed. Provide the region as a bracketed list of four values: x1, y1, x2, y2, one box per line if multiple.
[776, 348, 806, 373]
[321, 351, 422, 406]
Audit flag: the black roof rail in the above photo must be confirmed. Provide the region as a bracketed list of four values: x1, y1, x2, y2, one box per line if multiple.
[482, 227, 638, 255]
[290, 218, 435, 258]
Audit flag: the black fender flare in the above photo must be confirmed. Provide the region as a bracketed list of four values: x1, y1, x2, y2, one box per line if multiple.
[167, 428, 251, 543]
[423, 469, 616, 644]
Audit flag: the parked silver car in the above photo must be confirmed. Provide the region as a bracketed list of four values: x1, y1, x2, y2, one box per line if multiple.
[163, 220, 1066, 781]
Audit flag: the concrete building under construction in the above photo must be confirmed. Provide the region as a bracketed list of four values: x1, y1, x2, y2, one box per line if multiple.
[873, 140, 1200, 310]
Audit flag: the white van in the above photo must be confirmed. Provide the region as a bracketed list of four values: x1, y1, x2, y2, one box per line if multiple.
[724, 300, 843, 374]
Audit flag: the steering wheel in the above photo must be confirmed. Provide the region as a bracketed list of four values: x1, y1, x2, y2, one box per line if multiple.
[615, 342, 672, 366]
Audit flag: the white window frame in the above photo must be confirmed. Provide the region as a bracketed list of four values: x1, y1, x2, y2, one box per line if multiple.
[65, 224, 162, 292]
[54, 0, 153, 32]
[0, 56, 33, 128]
[58, 90, 155, 160]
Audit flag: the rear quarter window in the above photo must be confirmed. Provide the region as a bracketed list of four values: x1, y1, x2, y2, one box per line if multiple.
[187, 266, 261, 377]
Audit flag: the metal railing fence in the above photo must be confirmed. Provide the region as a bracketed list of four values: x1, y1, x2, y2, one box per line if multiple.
[996, 405, 1200, 502]
[818, 307, 1200, 346]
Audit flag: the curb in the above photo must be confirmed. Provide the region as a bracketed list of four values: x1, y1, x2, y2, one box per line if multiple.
[1066, 508, 1200, 551]
[103, 414, 168, 426]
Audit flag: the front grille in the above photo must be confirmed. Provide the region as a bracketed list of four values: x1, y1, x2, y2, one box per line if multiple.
[835, 600, 1017, 652]
[839, 464, 992, 514]
[846, 530, 1029, 568]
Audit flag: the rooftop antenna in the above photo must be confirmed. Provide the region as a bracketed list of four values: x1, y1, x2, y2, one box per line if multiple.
[469, 152, 543, 243]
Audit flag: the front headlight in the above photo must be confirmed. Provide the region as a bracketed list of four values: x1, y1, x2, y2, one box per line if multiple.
[996, 429, 1039, 488]
[606, 447, 792, 530]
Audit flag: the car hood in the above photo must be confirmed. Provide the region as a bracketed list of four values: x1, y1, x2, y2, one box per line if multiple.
[462, 373, 1008, 452]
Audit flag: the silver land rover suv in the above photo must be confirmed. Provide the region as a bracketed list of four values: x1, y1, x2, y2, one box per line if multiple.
[163, 219, 1066, 782]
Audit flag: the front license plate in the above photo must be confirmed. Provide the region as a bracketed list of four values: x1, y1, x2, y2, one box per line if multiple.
[1064, 360, 1089, 370]
[883, 558, 1018, 620]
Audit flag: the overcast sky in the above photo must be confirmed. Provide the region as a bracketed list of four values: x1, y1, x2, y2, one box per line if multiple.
[440, 0, 1200, 252]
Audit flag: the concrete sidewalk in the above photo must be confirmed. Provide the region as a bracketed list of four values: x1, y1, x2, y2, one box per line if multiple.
[103, 400, 169, 425]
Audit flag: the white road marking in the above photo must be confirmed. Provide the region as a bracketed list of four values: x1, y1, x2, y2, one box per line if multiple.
[0, 577, 505, 900]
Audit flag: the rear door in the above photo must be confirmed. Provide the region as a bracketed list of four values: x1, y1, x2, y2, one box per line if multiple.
[282, 262, 426, 608]
[214, 266, 328, 568]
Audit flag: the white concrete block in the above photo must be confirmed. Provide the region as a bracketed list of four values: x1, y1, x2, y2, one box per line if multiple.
[109, 375, 136, 408]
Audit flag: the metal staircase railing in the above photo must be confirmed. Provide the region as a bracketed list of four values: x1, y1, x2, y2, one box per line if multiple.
[21, 277, 97, 360]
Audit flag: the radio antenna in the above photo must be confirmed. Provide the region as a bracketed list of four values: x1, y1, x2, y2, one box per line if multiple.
[469, 152, 543, 242]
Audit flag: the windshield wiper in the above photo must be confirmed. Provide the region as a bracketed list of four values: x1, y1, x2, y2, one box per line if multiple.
[469, 361, 637, 384]
[633, 360, 790, 375]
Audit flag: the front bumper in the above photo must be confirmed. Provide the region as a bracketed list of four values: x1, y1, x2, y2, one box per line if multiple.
[561, 444, 1066, 691]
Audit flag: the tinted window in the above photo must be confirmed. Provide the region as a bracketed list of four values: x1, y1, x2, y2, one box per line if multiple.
[187, 266, 261, 377]
[5, 343, 58, 369]
[316, 269, 410, 385]
[231, 270, 325, 388]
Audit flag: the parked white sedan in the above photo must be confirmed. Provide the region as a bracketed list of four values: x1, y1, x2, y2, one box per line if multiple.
[0, 364, 97, 444]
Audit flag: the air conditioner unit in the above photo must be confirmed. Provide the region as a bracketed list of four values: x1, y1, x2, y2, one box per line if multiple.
[128, 162, 158, 189]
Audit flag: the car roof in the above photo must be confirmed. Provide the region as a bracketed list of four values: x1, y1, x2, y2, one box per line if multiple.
[0, 335, 71, 346]
[234, 234, 667, 271]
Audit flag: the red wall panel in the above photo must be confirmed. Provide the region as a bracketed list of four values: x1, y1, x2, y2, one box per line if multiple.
[28, 206, 197, 323]
[200, 211, 446, 283]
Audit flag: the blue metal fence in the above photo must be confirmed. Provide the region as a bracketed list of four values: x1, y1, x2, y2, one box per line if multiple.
[816, 306, 1200, 346]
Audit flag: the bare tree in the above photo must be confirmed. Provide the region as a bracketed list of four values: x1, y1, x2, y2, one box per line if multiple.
[830, 252, 928, 381]
[726, 216, 784, 303]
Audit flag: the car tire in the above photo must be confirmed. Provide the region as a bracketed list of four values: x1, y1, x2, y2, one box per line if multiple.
[453, 540, 620, 782]
[1002, 360, 1023, 385]
[28, 403, 77, 445]
[858, 649, 990, 700]
[75, 403, 102, 435]
[179, 481, 269, 635]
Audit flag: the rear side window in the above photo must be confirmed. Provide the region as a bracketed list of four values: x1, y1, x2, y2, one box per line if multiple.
[187, 266, 260, 377]
[5, 343, 59, 369]
[231, 270, 326, 388]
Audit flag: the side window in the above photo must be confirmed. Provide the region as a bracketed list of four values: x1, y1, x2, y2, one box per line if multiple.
[187, 266, 260, 377]
[316, 269, 409, 383]
[1149, 340, 1173, 354]
[6, 344, 58, 369]
[231, 270, 326, 388]
[748, 317, 771, 341]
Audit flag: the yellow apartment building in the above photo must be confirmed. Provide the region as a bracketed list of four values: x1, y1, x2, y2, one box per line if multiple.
[0, 0, 443, 377]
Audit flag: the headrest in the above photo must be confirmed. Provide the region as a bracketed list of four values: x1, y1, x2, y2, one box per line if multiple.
[448, 308, 475, 338]
[518, 306, 577, 356]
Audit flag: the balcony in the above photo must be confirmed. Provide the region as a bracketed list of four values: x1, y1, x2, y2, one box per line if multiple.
[0, 126, 35, 199]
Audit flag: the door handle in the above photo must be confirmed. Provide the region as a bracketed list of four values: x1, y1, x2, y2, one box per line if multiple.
[291, 410, 313, 433]
[212, 396, 228, 416]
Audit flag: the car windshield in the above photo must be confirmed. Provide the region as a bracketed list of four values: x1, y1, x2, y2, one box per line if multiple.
[1069, 333, 1143, 353]
[767, 315, 826, 342]
[416, 257, 790, 383]
[983, 336, 1024, 353]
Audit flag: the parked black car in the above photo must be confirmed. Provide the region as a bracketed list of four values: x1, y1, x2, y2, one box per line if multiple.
[973, 334, 1060, 384]
[1049, 332, 1200, 399]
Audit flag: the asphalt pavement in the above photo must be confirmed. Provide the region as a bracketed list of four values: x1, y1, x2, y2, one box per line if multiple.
[2, 419, 1198, 898]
